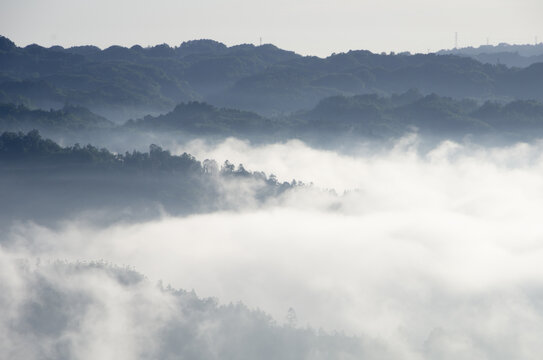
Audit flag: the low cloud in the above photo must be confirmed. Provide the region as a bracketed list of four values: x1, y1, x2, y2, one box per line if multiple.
[4, 136, 543, 358]
[0, 255, 392, 360]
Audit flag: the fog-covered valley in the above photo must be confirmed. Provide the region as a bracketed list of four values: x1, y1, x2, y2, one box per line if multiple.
[1, 4, 543, 355]
[4, 133, 543, 359]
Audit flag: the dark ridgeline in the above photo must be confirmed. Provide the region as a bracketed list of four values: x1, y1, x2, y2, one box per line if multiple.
[0, 130, 295, 225]
[295, 92, 543, 142]
[124, 94, 543, 143]
[124, 101, 273, 135]
[3, 93, 543, 147]
[0, 35, 300, 120]
[1, 35, 542, 120]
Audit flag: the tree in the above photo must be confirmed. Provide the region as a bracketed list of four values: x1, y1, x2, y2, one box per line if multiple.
[286, 307, 297, 327]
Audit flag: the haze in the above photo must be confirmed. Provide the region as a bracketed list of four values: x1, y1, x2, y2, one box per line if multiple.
[2, 2, 543, 358]
[1, 0, 541, 56]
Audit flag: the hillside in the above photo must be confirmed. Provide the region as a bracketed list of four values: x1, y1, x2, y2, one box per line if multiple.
[0, 130, 294, 224]
[122, 93, 543, 142]
[2, 35, 543, 119]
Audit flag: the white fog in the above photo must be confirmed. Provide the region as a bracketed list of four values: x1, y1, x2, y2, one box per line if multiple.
[3, 137, 543, 359]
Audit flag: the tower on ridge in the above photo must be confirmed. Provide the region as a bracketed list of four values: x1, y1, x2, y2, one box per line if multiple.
[455, 32, 458, 49]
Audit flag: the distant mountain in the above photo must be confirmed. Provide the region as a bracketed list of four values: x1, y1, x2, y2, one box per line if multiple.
[123, 92, 543, 142]
[439, 43, 543, 57]
[438, 43, 543, 68]
[4, 93, 543, 144]
[295, 92, 543, 141]
[212, 51, 502, 114]
[2, 35, 543, 119]
[0, 102, 113, 133]
[0, 35, 300, 119]
[125, 101, 272, 135]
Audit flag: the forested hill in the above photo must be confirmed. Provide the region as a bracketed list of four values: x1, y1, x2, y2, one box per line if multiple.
[296, 92, 543, 139]
[125, 101, 273, 135]
[438, 43, 543, 67]
[212, 53, 543, 115]
[0, 35, 300, 119]
[0, 130, 295, 224]
[122, 93, 543, 142]
[3, 94, 543, 143]
[0, 102, 114, 133]
[1, 35, 542, 119]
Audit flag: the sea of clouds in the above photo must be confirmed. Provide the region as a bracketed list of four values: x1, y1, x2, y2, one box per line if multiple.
[3, 135, 543, 359]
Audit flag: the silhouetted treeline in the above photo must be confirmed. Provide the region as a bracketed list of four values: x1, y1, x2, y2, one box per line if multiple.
[0, 129, 201, 171]
[123, 93, 543, 142]
[0, 35, 298, 119]
[1, 35, 542, 118]
[0, 131, 296, 224]
[3, 93, 543, 145]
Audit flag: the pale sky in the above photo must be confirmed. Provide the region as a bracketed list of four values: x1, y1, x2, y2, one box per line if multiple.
[1, 0, 542, 57]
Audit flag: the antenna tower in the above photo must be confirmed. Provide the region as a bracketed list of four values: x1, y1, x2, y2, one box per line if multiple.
[455, 32, 458, 49]
[260, 37, 262, 46]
